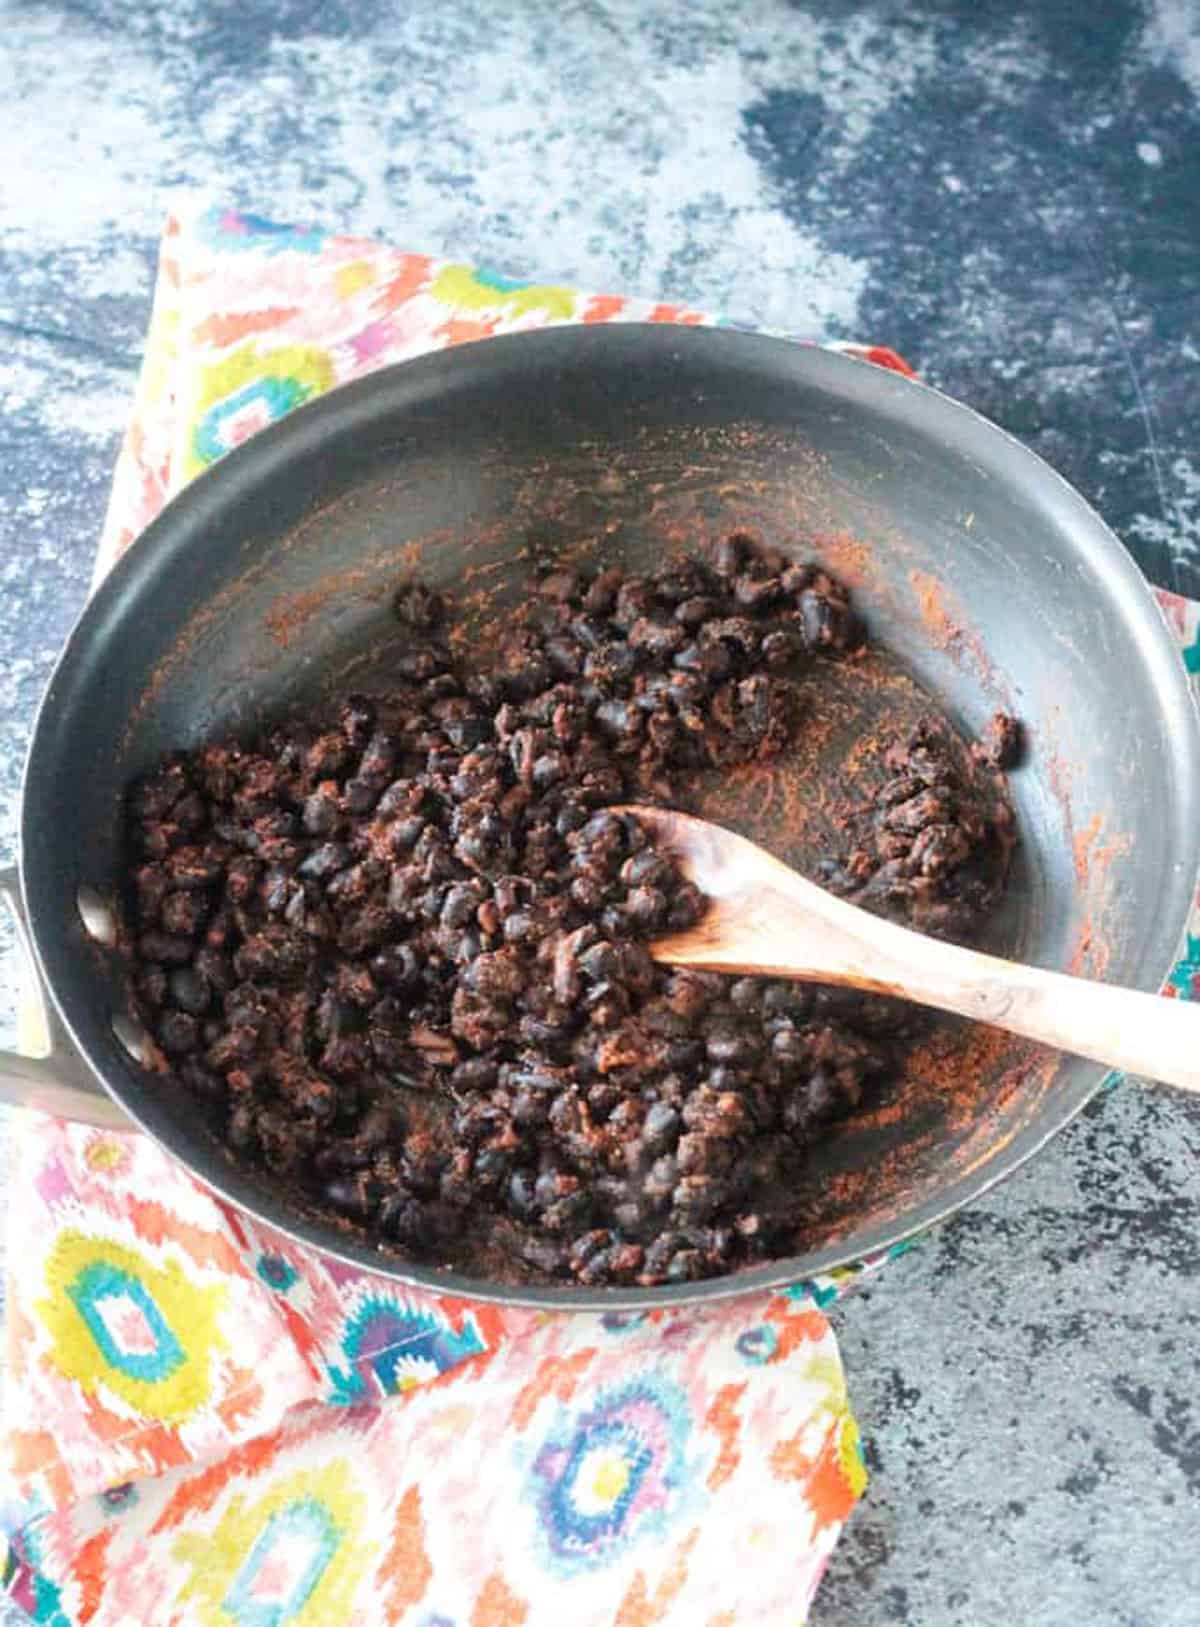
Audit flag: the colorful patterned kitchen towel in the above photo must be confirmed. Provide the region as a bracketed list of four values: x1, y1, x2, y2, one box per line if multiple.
[4, 1114, 871, 1627]
[3, 203, 914, 1627]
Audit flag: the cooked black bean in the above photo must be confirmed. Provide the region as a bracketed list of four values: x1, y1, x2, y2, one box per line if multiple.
[168, 967, 211, 1016]
[122, 537, 1018, 1288]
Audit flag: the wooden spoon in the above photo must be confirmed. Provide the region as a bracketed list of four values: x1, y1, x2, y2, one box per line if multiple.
[621, 805, 1200, 1093]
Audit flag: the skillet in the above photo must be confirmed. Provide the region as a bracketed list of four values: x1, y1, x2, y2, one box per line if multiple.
[3, 325, 1197, 1308]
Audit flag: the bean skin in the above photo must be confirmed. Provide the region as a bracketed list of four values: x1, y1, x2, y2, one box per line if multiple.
[122, 538, 1018, 1288]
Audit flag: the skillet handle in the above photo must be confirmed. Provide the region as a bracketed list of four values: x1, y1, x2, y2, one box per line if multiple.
[0, 865, 132, 1128]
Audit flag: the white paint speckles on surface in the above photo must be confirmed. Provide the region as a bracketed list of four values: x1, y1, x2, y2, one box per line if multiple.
[77, 245, 155, 299]
[1130, 453, 1200, 558]
[0, 1, 942, 333]
[1137, 139, 1164, 164]
[16, 489, 50, 520]
[0, 350, 133, 443]
[274, 30, 860, 329]
[1144, 0, 1200, 97]
[0, 21, 166, 249]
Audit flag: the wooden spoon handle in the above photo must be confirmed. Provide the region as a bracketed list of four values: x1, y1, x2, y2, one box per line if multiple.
[766, 876, 1200, 1093]
[764, 878, 1200, 1092]
[659, 888, 1199, 1091]
[632, 805, 1200, 1090]
[863, 932, 1200, 1092]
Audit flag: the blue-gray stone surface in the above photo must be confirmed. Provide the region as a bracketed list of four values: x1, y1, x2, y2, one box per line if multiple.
[1, 2, 1199, 1622]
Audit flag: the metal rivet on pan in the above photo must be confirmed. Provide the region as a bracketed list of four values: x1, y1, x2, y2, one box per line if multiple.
[77, 884, 117, 946]
[111, 1013, 148, 1065]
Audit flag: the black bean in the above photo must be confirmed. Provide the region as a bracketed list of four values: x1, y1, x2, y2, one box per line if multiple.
[666, 1248, 706, 1283]
[371, 943, 421, 990]
[440, 882, 482, 929]
[120, 535, 1016, 1291]
[704, 1025, 761, 1065]
[227, 1102, 259, 1156]
[542, 1191, 593, 1232]
[308, 734, 352, 779]
[806, 1068, 838, 1121]
[344, 776, 385, 815]
[323, 1173, 383, 1220]
[623, 886, 667, 931]
[159, 1011, 199, 1055]
[761, 628, 802, 668]
[136, 966, 168, 1008]
[168, 967, 211, 1016]
[505, 1168, 537, 1219]
[771, 1025, 807, 1067]
[674, 640, 731, 679]
[161, 891, 209, 937]
[712, 533, 748, 576]
[138, 931, 195, 966]
[642, 1101, 681, 1152]
[377, 1194, 430, 1247]
[299, 843, 352, 880]
[677, 1133, 734, 1175]
[394, 581, 444, 630]
[728, 977, 762, 1013]
[450, 1057, 499, 1093]
[340, 695, 376, 746]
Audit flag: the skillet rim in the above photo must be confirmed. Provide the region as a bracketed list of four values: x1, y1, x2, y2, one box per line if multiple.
[19, 324, 1200, 1308]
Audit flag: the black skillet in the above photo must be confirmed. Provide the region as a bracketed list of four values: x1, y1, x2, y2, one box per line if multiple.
[3, 325, 1197, 1308]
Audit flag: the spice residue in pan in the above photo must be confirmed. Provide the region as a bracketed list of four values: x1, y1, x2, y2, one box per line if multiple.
[119, 536, 1022, 1289]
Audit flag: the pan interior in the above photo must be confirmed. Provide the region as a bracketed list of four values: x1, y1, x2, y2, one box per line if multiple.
[21, 328, 1200, 1306]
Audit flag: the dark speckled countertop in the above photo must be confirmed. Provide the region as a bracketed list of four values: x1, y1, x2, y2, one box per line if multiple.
[2, 2, 1200, 1622]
